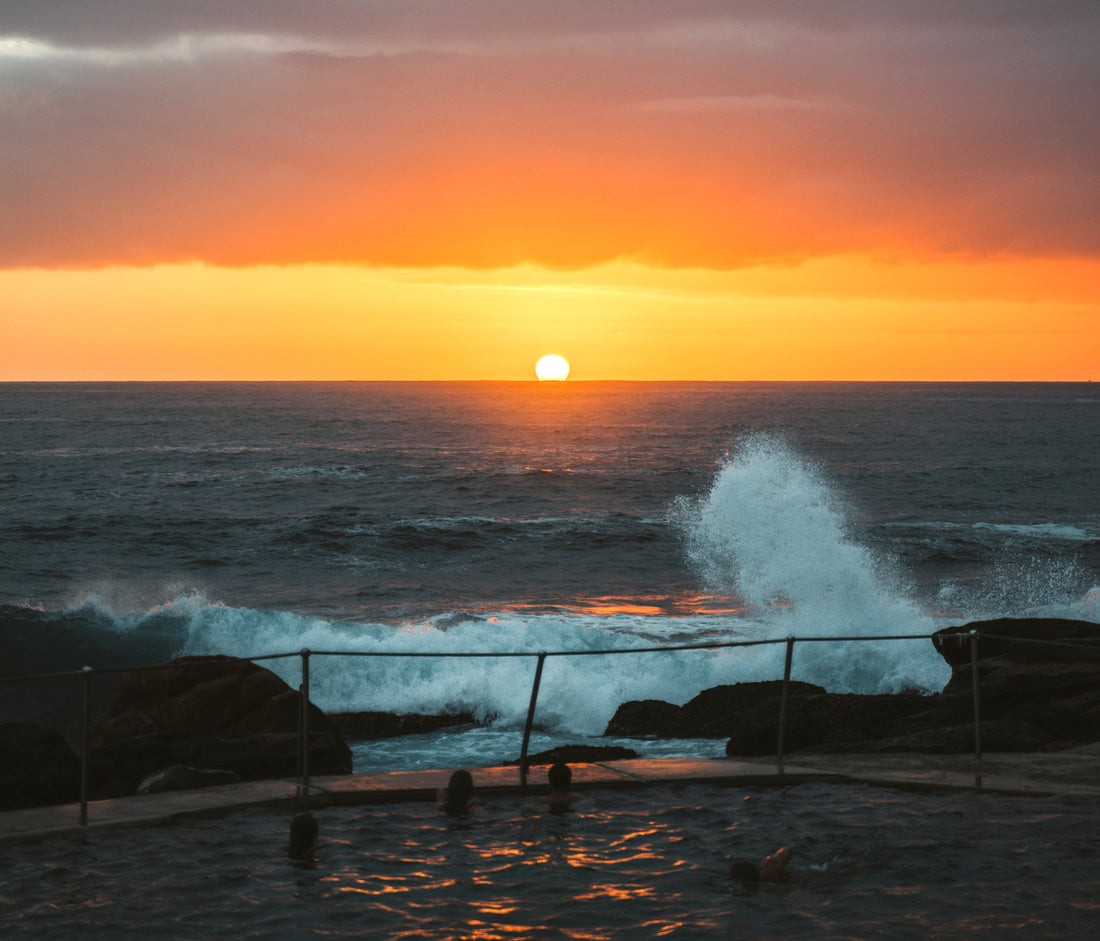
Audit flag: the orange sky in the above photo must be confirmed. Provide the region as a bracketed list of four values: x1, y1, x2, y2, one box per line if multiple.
[2, 3, 1098, 380]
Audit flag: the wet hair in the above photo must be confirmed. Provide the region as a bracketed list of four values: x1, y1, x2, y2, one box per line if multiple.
[729, 860, 760, 882]
[442, 769, 474, 813]
[288, 811, 318, 859]
[547, 762, 572, 790]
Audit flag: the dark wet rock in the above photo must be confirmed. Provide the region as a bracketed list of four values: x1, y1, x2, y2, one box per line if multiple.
[507, 744, 641, 766]
[604, 684, 826, 742]
[89, 655, 351, 798]
[331, 711, 479, 740]
[684, 682, 825, 745]
[0, 722, 80, 811]
[928, 619, 1100, 748]
[605, 618, 1100, 757]
[606, 681, 931, 757]
[931, 617, 1100, 666]
[137, 763, 242, 794]
[603, 699, 685, 738]
[725, 686, 933, 756]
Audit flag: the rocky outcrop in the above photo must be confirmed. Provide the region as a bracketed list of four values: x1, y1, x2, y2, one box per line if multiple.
[0, 722, 80, 811]
[931, 617, 1100, 667]
[920, 617, 1100, 750]
[603, 699, 685, 738]
[605, 681, 932, 756]
[89, 655, 352, 798]
[604, 618, 1100, 756]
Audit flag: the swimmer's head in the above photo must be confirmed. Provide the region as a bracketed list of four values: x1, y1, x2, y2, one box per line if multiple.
[288, 811, 318, 859]
[444, 769, 474, 809]
[729, 860, 760, 882]
[548, 762, 572, 790]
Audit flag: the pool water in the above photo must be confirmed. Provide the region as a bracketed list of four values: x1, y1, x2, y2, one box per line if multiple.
[1, 782, 1097, 939]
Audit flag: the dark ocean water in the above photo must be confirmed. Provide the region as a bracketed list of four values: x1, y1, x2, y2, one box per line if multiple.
[1, 382, 1097, 758]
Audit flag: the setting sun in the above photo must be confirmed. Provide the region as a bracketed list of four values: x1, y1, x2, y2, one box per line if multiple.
[2, 5, 1098, 382]
[535, 355, 570, 381]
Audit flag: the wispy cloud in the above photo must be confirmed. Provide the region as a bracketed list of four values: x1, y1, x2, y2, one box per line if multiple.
[632, 93, 866, 113]
[359, 274, 690, 303]
[0, 33, 389, 67]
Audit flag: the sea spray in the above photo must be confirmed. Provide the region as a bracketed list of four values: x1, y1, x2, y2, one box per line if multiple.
[2, 593, 793, 738]
[938, 551, 1097, 621]
[682, 434, 949, 693]
[171, 603, 782, 736]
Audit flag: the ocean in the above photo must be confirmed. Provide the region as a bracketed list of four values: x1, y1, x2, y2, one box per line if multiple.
[1, 382, 1097, 767]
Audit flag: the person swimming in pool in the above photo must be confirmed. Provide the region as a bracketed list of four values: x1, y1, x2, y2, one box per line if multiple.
[287, 811, 318, 861]
[438, 769, 479, 814]
[539, 762, 580, 811]
[730, 846, 795, 883]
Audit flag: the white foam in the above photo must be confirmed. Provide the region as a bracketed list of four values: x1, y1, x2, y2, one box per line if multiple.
[972, 522, 1093, 541]
[169, 604, 793, 735]
[885, 520, 1093, 542]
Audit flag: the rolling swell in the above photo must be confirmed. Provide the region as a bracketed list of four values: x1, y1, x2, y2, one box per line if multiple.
[270, 510, 684, 617]
[303, 514, 668, 553]
[1, 603, 184, 677]
[0, 601, 188, 738]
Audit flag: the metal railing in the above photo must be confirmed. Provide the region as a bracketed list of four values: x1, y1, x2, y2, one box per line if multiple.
[3, 628, 1095, 825]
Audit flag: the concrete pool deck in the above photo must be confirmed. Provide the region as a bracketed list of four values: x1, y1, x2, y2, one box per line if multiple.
[2, 748, 1098, 844]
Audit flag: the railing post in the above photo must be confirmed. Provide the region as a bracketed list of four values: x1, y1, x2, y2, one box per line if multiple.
[969, 630, 983, 785]
[80, 666, 92, 826]
[776, 638, 795, 774]
[300, 649, 311, 794]
[519, 653, 547, 787]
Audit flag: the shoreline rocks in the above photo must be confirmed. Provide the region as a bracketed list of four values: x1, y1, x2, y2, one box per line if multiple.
[603, 618, 1100, 756]
[87, 655, 352, 799]
[4, 618, 1097, 812]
